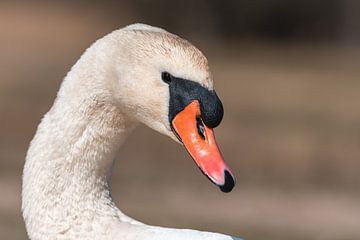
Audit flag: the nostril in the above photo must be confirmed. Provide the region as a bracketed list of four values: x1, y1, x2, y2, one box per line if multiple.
[196, 116, 205, 140]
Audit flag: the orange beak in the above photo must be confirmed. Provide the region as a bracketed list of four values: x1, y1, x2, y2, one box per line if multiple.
[172, 100, 235, 192]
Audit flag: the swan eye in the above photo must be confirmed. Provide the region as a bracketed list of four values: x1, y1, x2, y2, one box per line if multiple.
[161, 72, 172, 84]
[196, 116, 205, 140]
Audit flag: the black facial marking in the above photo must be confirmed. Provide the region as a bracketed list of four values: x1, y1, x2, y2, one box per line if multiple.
[163, 72, 224, 129]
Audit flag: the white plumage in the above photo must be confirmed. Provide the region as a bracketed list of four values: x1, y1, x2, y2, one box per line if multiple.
[22, 23, 240, 240]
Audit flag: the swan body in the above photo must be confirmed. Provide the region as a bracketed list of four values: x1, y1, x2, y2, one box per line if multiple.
[22, 23, 239, 240]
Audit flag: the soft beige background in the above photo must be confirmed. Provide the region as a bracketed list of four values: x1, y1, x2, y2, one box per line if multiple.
[1, 1, 359, 240]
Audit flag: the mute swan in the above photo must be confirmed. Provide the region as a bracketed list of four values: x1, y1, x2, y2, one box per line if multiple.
[22, 23, 240, 240]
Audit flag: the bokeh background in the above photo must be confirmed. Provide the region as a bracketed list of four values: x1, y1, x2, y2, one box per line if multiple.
[1, 1, 359, 239]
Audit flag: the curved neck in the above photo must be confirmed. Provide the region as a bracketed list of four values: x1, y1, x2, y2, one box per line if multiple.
[22, 49, 138, 238]
[21, 28, 238, 240]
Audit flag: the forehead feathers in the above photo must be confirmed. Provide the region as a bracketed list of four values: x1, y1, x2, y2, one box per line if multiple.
[120, 24, 213, 89]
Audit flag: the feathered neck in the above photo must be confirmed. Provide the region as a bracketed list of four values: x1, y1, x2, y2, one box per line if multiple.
[22, 42, 139, 239]
[22, 24, 239, 240]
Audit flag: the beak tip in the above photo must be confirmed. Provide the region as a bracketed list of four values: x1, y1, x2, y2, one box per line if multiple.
[219, 170, 235, 193]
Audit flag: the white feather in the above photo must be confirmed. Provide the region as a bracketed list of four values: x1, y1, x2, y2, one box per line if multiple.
[22, 23, 240, 240]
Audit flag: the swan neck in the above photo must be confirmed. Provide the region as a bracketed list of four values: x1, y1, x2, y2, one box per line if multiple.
[22, 52, 137, 238]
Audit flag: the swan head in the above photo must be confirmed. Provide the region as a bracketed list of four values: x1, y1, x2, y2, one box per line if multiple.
[111, 24, 235, 192]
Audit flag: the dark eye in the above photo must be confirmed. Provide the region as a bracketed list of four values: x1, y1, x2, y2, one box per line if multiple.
[196, 116, 205, 140]
[161, 72, 172, 84]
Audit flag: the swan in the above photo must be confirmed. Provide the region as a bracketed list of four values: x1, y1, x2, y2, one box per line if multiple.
[22, 23, 239, 240]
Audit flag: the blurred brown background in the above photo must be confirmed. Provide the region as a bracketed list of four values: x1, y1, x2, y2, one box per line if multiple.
[1, 1, 359, 239]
